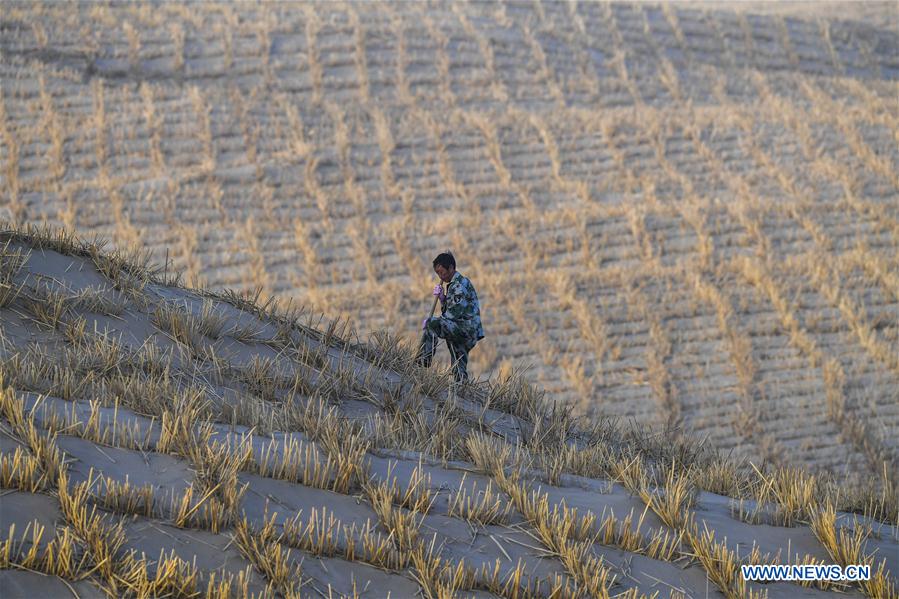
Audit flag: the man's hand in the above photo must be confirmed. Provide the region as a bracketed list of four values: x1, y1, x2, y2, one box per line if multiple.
[433, 284, 446, 302]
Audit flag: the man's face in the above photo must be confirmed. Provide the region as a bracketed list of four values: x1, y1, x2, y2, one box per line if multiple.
[434, 264, 454, 283]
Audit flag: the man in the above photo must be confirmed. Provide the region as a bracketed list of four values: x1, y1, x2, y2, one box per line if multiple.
[418, 251, 484, 385]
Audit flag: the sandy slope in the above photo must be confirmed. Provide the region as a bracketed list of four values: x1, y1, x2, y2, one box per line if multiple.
[1, 1, 897, 486]
[681, 2, 896, 29]
[0, 226, 895, 597]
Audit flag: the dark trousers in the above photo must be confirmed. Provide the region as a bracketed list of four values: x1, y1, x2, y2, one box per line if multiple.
[417, 317, 470, 384]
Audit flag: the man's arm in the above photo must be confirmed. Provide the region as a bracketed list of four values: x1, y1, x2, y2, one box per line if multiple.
[433, 283, 447, 314]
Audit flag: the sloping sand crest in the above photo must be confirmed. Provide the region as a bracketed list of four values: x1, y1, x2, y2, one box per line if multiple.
[0, 223, 895, 597]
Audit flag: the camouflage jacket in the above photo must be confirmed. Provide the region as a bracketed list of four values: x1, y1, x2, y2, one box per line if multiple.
[440, 271, 485, 348]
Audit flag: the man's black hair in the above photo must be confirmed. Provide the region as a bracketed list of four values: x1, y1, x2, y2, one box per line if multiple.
[433, 251, 455, 270]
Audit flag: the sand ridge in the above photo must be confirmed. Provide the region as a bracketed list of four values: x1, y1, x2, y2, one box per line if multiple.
[1, 1, 896, 485]
[0, 223, 895, 597]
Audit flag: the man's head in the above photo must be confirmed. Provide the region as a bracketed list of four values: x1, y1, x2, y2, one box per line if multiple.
[433, 252, 456, 283]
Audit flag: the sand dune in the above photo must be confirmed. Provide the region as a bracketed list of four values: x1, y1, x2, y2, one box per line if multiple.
[1, 0, 898, 595]
[2, 1, 897, 486]
[0, 223, 895, 597]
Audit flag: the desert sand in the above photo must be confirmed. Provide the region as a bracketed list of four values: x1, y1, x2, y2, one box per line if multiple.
[1, 0, 897, 596]
[1, 1, 897, 487]
[0, 222, 895, 596]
